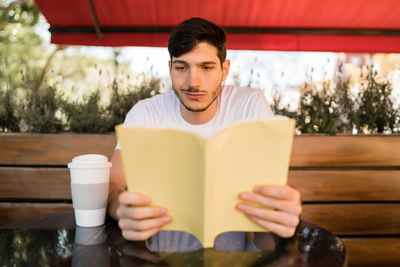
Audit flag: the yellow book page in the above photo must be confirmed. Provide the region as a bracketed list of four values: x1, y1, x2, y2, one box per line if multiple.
[116, 118, 295, 248]
[116, 126, 206, 242]
[205, 119, 295, 240]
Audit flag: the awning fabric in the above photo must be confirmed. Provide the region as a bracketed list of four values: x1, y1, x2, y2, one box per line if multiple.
[35, 0, 400, 52]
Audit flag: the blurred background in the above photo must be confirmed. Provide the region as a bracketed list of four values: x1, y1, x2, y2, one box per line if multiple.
[1, 0, 399, 134]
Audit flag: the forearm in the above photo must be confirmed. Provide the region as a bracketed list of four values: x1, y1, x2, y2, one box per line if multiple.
[107, 150, 126, 220]
[108, 182, 124, 220]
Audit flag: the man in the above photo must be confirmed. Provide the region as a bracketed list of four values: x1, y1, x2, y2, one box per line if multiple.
[107, 18, 302, 244]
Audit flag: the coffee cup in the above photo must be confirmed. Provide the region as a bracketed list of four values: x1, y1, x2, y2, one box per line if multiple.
[68, 154, 112, 227]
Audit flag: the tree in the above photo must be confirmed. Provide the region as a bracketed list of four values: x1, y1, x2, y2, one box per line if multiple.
[0, 0, 65, 132]
[0, 0, 43, 131]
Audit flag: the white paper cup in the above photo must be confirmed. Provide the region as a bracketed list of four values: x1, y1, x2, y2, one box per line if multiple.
[68, 154, 112, 227]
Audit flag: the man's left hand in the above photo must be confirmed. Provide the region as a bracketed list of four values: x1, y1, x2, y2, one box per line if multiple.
[236, 185, 302, 238]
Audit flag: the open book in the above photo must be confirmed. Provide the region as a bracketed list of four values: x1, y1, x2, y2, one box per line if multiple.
[116, 118, 295, 248]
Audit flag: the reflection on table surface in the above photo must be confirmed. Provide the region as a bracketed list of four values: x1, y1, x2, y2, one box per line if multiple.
[0, 211, 346, 266]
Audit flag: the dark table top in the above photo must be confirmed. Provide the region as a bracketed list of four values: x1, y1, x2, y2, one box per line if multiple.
[0, 211, 346, 266]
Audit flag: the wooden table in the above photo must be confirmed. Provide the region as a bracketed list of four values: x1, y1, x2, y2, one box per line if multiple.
[0, 210, 346, 266]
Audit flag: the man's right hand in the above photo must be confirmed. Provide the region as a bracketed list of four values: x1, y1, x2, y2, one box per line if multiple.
[116, 191, 173, 241]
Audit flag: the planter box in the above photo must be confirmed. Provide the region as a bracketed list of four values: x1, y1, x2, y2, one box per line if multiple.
[1, 133, 400, 265]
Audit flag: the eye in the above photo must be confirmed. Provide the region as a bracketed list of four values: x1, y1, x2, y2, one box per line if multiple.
[174, 65, 187, 71]
[203, 66, 214, 70]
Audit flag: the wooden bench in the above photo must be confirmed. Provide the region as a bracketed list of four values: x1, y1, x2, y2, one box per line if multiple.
[0, 133, 116, 225]
[1, 133, 399, 266]
[289, 135, 400, 266]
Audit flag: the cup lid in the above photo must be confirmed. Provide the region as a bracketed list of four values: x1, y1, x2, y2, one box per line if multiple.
[68, 154, 112, 169]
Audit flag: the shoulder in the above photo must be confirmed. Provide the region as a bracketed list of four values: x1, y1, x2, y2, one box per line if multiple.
[220, 84, 273, 119]
[124, 91, 177, 125]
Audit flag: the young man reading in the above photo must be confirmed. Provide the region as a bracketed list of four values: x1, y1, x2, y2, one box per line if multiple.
[107, 18, 302, 245]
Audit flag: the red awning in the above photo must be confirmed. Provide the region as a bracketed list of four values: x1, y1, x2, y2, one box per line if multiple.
[35, 0, 400, 52]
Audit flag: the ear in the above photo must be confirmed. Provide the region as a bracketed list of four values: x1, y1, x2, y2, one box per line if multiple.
[168, 60, 172, 72]
[222, 59, 230, 81]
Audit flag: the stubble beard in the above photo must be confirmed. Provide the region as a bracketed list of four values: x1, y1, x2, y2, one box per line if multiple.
[172, 86, 221, 113]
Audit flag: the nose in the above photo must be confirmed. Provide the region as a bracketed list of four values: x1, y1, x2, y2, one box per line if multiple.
[189, 68, 201, 88]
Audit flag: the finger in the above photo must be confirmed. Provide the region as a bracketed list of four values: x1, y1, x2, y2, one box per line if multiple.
[122, 227, 161, 241]
[119, 191, 151, 206]
[254, 185, 301, 202]
[117, 205, 167, 220]
[119, 216, 172, 231]
[239, 192, 302, 215]
[247, 215, 297, 238]
[236, 203, 300, 227]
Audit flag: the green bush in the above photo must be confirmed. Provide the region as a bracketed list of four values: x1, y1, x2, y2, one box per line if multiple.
[62, 90, 111, 133]
[20, 86, 63, 133]
[0, 69, 162, 133]
[107, 75, 161, 131]
[107, 79, 134, 129]
[355, 67, 398, 133]
[0, 88, 20, 132]
[272, 66, 399, 134]
[61, 74, 161, 133]
[296, 80, 340, 134]
[335, 74, 356, 134]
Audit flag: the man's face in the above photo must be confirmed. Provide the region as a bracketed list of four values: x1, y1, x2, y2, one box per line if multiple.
[169, 42, 230, 113]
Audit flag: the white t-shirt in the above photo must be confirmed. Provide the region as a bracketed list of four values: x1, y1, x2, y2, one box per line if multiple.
[116, 85, 273, 149]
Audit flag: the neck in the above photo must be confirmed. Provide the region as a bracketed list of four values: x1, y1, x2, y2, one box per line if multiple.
[180, 100, 218, 125]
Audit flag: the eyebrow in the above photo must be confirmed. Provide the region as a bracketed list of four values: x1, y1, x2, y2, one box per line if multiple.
[172, 60, 218, 65]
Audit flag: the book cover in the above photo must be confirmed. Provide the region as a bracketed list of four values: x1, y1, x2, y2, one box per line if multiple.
[116, 118, 295, 247]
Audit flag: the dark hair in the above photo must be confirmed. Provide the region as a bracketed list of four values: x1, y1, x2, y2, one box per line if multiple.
[168, 17, 227, 65]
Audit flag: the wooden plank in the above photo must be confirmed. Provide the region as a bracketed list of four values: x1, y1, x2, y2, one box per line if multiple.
[0, 167, 71, 199]
[1, 134, 400, 167]
[342, 238, 400, 266]
[290, 135, 400, 167]
[289, 170, 400, 201]
[0, 203, 73, 226]
[302, 204, 400, 235]
[0, 133, 116, 165]
[3, 168, 399, 201]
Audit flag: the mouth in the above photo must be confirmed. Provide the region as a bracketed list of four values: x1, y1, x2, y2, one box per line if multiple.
[184, 92, 205, 100]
